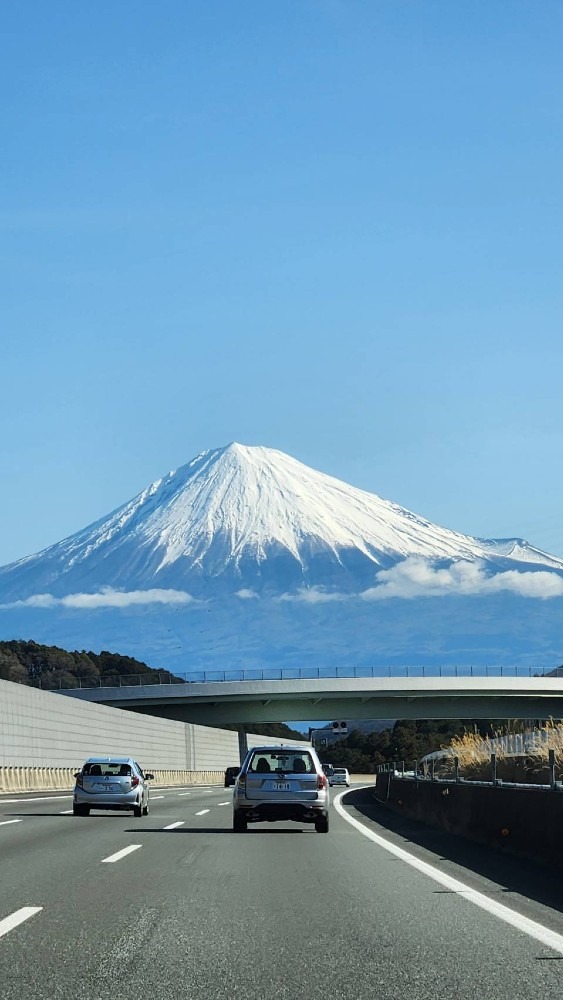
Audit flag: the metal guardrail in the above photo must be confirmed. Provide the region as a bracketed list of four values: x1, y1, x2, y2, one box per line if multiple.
[376, 749, 562, 791]
[39, 663, 554, 690]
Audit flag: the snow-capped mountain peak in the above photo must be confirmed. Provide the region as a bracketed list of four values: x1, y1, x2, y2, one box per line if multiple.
[1, 442, 562, 601]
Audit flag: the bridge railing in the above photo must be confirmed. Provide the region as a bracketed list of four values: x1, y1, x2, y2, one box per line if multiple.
[39, 663, 555, 690]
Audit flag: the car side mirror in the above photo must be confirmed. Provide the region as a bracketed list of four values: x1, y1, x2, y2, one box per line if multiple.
[145, 773, 155, 780]
[73, 772, 81, 778]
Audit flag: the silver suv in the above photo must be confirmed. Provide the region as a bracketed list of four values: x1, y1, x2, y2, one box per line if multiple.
[233, 745, 330, 833]
[73, 756, 154, 817]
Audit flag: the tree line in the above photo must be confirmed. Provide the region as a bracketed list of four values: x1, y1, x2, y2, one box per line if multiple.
[317, 718, 507, 773]
[0, 639, 177, 690]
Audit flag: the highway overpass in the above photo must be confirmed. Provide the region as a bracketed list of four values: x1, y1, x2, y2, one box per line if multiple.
[60, 675, 563, 725]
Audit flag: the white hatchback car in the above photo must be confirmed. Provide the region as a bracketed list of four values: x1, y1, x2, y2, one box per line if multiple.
[329, 767, 350, 787]
[73, 756, 154, 816]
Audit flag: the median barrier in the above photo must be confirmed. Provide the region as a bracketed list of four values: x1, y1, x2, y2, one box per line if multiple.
[374, 771, 563, 868]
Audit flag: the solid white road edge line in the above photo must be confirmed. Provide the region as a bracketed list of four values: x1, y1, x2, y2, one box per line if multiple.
[101, 845, 142, 864]
[334, 790, 563, 957]
[163, 821, 185, 830]
[195, 809, 210, 816]
[0, 819, 23, 827]
[0, 907, 43, 940]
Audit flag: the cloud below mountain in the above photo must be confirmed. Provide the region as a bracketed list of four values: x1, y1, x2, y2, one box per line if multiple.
[4, 560, 563, 613]
[1, 587, 195, 610]
[362, 558, 563, 600]
[278, 558, 563, 602]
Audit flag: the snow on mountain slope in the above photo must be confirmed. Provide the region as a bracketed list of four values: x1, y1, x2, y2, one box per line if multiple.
[1, 442, 562, 601]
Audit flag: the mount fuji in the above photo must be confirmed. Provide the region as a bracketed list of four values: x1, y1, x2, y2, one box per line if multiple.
[1, 443, 563, 672]
[1, 442, 561, 601]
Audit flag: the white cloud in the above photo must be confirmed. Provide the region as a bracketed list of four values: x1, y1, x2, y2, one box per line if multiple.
[271, 558, 563, 603]
[1, 587, 195, 610]
[235, 588, 259, 600]
[360, 557, 563, 601]
[278, 586, 348, 604]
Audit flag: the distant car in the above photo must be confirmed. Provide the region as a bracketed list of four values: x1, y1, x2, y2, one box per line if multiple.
[322, 763, 335, 779]
[329, 767, 350, 787]
[224, 766, 240, 787]
[73, 756, 154, 817]
[233, 745, 330, 833]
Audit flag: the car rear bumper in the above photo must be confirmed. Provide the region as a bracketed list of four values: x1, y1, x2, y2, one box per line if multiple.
[234, 802, 328, 823]
[74, 789, 141, 810]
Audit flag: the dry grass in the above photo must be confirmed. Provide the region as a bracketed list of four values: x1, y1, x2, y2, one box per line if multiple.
[435, 721, 563, 783]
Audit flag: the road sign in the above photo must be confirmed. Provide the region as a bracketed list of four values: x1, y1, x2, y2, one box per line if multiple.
[332, 721, 348, 735]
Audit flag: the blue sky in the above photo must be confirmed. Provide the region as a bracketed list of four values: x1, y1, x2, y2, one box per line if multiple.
[2, 1, 563, 565]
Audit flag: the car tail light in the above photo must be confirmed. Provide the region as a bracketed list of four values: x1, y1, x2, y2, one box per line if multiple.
[237, 773, 246, 788]
[75, 773, 83, 788]
[317, 773, 327, 790]
[131, 776, 140, 788]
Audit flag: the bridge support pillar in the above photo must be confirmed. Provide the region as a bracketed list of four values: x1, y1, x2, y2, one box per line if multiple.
[238, 727, 248, 765]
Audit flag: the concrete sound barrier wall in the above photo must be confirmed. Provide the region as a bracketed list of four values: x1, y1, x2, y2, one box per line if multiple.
[0, 678, 307, 792]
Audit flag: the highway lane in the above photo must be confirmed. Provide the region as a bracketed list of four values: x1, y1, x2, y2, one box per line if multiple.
[0, 785, 225, 917]
[0, 785, 561, 999]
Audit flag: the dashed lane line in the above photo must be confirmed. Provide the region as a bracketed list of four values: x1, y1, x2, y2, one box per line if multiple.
[101, 845, 142, 864]
[163, 821, 185, 831]
[217, 802, 230, 806]
[0, 819, 23, 827]
[195, 809, 210, 816]
[0, 907, 43, 940]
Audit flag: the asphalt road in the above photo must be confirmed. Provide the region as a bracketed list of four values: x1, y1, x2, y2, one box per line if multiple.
[0, 783, 562, 999]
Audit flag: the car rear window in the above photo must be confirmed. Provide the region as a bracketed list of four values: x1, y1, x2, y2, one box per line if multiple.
[83, 762, 132, 777]
[334, 768, 346, 774]
[248, 751, 314, 774]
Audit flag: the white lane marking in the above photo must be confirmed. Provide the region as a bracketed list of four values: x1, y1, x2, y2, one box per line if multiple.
[151, 796, 165, 800]
[0, 907, 43, 940]
[0, 795, 72, 804]
[59, 810, 74, 815]
[334, 790, 563, 957]
[0, 819, 23, 827]
[178, 792, 191, 797]
[195, 809, 210, 816]
[163, 821, 185, 830]
[217, 801, 230, 806]
[101, 845, 142, 864]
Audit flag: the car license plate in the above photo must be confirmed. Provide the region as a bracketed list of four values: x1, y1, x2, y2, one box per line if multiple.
[274, 782, 290, 791]
[94, 783, 117, 792]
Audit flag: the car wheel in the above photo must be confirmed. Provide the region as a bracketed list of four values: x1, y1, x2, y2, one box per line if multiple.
[73, 804, 89, 816]
[315, 815, 329, 833]
[133, 802, 143, 818]
[233, 812, 247, 833]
